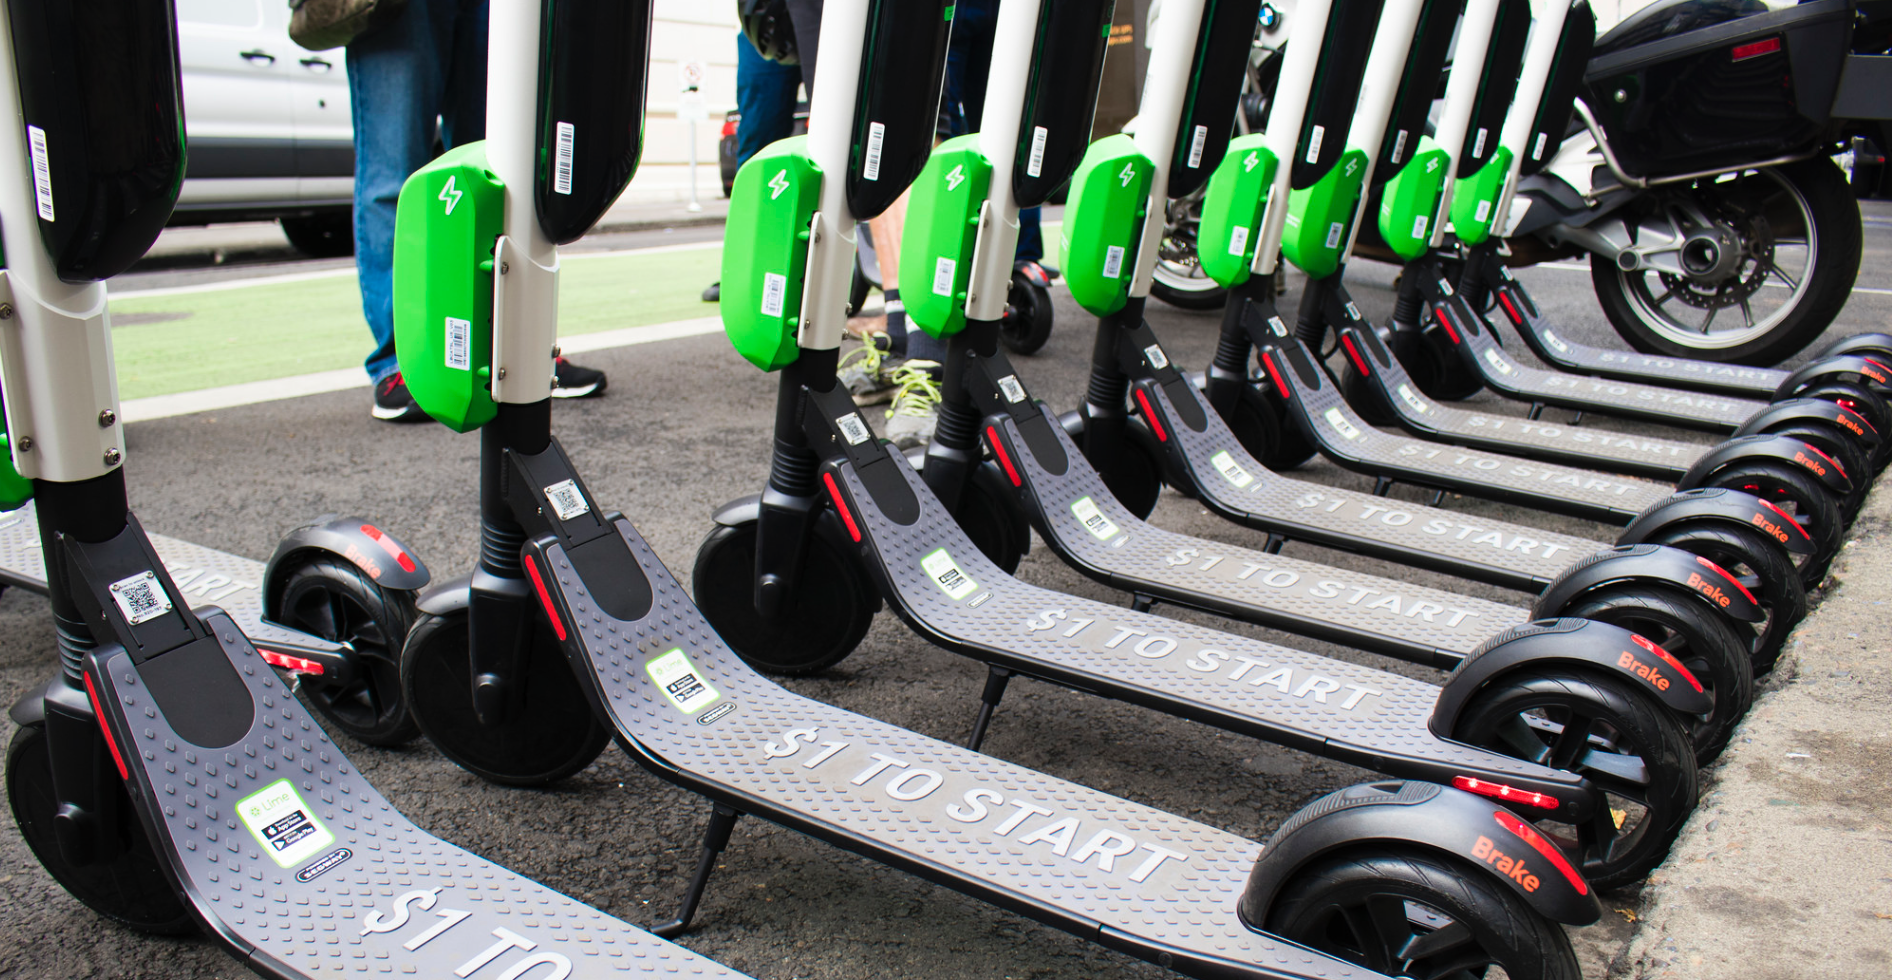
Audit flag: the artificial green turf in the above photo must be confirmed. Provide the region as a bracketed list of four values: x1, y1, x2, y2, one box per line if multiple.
[109, 245, 724, 400]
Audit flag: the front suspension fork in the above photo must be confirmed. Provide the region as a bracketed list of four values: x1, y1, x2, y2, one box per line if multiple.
[753, 351, 839, 620]
[923, 318, 1003, 514]
[469, 401, 551, 728]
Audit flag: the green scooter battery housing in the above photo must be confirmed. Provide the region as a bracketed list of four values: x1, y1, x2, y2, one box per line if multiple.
[721, 136, 823, 371]
[1280, 147, 1367, 280]
[1195, 134, 1280, 289]
[1376, 135, 1449, 262]
[1449, 145, 1513, 246]
[899, 135, 992, 340]
[1059, 134, 1155, 318]
[392, 141, 506, 433]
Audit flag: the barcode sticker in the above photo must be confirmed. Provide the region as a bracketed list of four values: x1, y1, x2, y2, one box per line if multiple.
[1144, 344, 1169, 370]
[109, 571, 172, 625]
[921, 548, 978, 601]
[1390, 129, 1409, 165]
[1027, 126, 1049, 178]
[646, 648, 721, 715]
[1396, 383, 1432, 415]
[997, 375, 1027, 404]
[1228, 225, 1250, 257]
[1210, 450, 1254, 488]
[1531, 131, 1548, 161]
[1070, 496, 1120, 541]
[932, 256, 957, 297]
[239, 780, 336, 870]
[543, 479, 591, 520]
[1474, 200, 1492, 223]
[760, 272, 788, 318]
[863, 121, 886, 181]
[1102, 245, 1125, 279]
[1187, 125, 1208, 169]
[554, 121, 576, 196]
[1324, 407, 1362, 440]
[1410, 215, 1429, 239]
[1324, 222, 1344, 249]
[838, 413, 872, 445]
[1471, 128, 1487, 159]
[27, 125, 53, 221]
[444, 317, 471, 370]
[1305, 124, 1325, 164]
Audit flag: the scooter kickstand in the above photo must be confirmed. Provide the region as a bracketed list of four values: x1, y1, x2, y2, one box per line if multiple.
[1429, 489, 1446, 507]
[1569, 411, 1584, 426]
[965, 666, 1014, 751]
[1130, 592, 1157, 613]
[1527, 403, 1546, 421]
[652, 803, 743, 938]
[1263, 534, 1286, 555]
[1372, 476, 1395, 497]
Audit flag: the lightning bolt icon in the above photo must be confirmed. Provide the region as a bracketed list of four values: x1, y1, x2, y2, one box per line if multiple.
[769, 170, 790, 200]
[945, 164, 965, 191]
[438, 175, 462, 216]
[1118, 162, 1136, 188]
[1243, 151, 1259, 172]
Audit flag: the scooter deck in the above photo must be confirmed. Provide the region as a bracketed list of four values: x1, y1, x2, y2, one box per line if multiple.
[1337, 321, 1704, 481]
[525, 516, 1391, 980]
[1264, 340, 1677, 524]
[0, 502, 345, 662]
[88, 609, 750, 980]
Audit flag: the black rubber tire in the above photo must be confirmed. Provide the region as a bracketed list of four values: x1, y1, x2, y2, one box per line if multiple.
[1593, 158, 1861, 366]
[952, 476, 1026, 575]
[1780, 383, 1892, 472]
[1264, 846, 1581, 980]
[6, 725, 196, 935]
[399, 610, 612, 787]
[280, 211, 355, 259]
[1391, 316, 1485, 401]
[1634, 522, 1807, 674]
[846, 260, 872, 317]
[1059, 411, 1166, 520]
[693, 520, 877, 675]
[1337, 361, 1397, 427]
[1558, 585, 1754, 766]
[1249, 385, 1318, 471]
[998, 275, 1055, 356]
[1749, 420, 1870, 513]
[274, 557, 420, 747]
[1695, 460, 1843, 586]
[1453, 666, 1698, 891]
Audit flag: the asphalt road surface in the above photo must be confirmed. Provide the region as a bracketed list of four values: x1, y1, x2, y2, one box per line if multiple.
[2, 200, 1888, 979]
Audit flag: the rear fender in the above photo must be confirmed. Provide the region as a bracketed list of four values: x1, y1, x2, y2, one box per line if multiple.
[264, 515, 432, 620]
[1681, 432, 1853, 497]
[1776, 355, 1892, 398]
[1433, 619, 1715, 729]
[1736, 396, 1880, 453]
[1618, 488, 1815, 558]
[414, 572, 474, 618]
[1240, 781, 1602, 929]
[1533, 544, 1762, 625]
[1814, 332, 1892, 363]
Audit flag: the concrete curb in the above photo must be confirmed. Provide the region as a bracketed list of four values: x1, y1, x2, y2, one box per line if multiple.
[1608, 483, 1892, 978]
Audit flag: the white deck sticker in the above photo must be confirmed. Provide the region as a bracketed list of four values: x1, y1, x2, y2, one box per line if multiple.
[838, 413, 872, 445]
[1543, 328, 1569, 353]
[1187, 125, 1208, 169]
[1324, 222, 1344, 249]
[1144, 344, 1169, 370]
[1396, 383, 1432, 415]
[1028, 125, 1049, 178]
[1323, 407, 1362, 440]
[932, 256, 958, 297]
[543, 479, 590, 520]
[1071, 496, 1120, 541]
[761, 272, 788, 317]
[997, 375, 1027, 404]
[921, 548, 978, 600]
[646, 648, 720, 714]
[863, 121, 886, 181]
[1102, 245, 1125, 279]
[1482, 347, 1515, 375]
[109, 571, 172, 626]
[553, 121, 576, 195]
[27, 125, 52, 221]
[1228, 225, 1250, 257]
[1306, 124, 1325, 164]
[444, 317, 471, 370]
[1210, 450, 1254, 488]
[239, 779, 336, 869]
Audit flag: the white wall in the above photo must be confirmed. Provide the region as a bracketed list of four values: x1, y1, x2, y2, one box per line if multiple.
[644, 1, 743, 166]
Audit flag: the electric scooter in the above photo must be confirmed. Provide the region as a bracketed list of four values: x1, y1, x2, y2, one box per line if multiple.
[703, 0, 1705, 895]
[0, 5, 758, 977]
[382, 2, 1602, 975]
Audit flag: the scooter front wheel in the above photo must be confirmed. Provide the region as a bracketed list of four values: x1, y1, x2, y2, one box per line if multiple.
[6, 725, 195, 935]
[1059, 411, 1165, 519]
[1264, 846, 1580, 980]
[400, 611, 611, 787]
[274, 556, 419, 747]
[998, 272, 1054, 355]
[693, 520, 877, 675]
[1696, 460, 1843, 584]
[1452, 666, 1697, 891]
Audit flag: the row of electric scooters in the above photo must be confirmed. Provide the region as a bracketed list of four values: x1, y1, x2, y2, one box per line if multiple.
[3, 0, 1885, 978]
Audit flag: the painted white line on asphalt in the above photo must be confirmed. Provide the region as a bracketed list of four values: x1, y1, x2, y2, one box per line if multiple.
[120, 316, 726, 423]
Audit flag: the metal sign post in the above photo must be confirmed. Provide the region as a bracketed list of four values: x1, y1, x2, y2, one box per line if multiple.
[679, 60, 708, 212]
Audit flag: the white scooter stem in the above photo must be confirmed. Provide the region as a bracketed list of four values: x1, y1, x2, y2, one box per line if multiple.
[795, 0, 873, 353]
[1333, 0, 1433, 259]
[486, 0, 561, 404]
[1425, 0, 1504, 248]
[1249, 0, 1336, 276]
[1125, 0, 1209, 298]
[961, 0, 1042, 324]
[1487, 0, 1574, 236]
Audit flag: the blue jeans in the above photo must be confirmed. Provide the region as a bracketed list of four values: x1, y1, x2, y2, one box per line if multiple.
[736, 32, 801, 168]
[348, 0, 489, 383]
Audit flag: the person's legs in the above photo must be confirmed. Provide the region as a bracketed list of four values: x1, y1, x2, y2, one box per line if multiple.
[782, 0, 823, 95]
[1016, 205, 1044, 264]
[735, 33, 799, 166]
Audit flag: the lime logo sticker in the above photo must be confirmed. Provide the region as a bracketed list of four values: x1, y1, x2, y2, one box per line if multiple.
[921, 548, 978, 601]
[1070, 496, 1121, 540]
[1396, 383, 1432, 415]
[239, 779, 336, 869]
[1102, 245, 1125, 279]
[543, 479, 590, 521]
[437, 174, 462, 216]
[1543, 328, 1569, 353]
[1210, 450, 1254, 488]
[647, 648, 721, 714]
[1243, 150, 1261, 172]
[997, 375, 1027, 404]
[1324, 407, 1363, 440]
[1228, 225, 1249, 257]
[768, 170, 790, 200]
[933, 256, 958, 297]
[945, 163, 967, 191]
[1482, 348, 1515, 375]
[1144, 344, 1169, 370]
[1117, 161, 1137, 188]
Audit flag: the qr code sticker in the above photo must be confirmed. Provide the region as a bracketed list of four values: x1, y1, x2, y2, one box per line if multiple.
[838, 413, 872, 445]
[543, 479, 590, 520]
[110, 571, 172, 626]
[997, 375, 1027, 404]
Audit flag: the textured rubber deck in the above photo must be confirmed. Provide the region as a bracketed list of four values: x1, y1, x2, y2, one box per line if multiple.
[1339, 324, 1705, 481]
[0, 503, 345, 661]
[528, 517, 1389, 980]
[1266, 342, 1677, 523]
[89, 610, 751, 980]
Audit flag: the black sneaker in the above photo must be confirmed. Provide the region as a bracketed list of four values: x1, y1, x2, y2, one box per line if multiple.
[701, 281, 720, 302]
[372, 372, 429, 422]
[553, 356, 608, 398]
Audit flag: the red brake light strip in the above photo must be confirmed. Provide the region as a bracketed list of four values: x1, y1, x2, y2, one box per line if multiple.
[1694, 555, 1758, 606]
[985, 426, 1022, 486]
[83, 672, 130, 780]
[1340, 334, 1369, 376]
[523, 553, 567, 642]
[1451, 775, 1559, 810]
[822, 471, 863, 543]
[1756, 498, 1812, 540]
[1133, 388, 1169, 443]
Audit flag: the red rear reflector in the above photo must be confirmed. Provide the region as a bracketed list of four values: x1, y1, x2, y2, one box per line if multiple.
[523, 553, 567, 642]
[1756, 497, 1811, 540]
[82, 672, 130, 781]
[822, 471, 863, 543]
[1133, 388, 1169, 443]
[1452, 775, 1559, 810]
[985, 426, 1023, 486]
[1630, 632, 1705, 693]
[360, 524, 418, 574]
[1694, 555, 1758, 606]
[1433, 305, 1460, 343]
[1340, 334, 1369, 376]
[1493, 809, 1588, 895]
[1497, 291, 1524, 326]
[260, 649, 326, 676]
[1731, 37, 1780, 61]
[1262, 353, 1292, 399]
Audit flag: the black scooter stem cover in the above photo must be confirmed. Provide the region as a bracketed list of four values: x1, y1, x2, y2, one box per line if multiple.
[535, 0, 654, 244]
[847, 0, 954, 219]
[1013, 0, 1117, 208]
